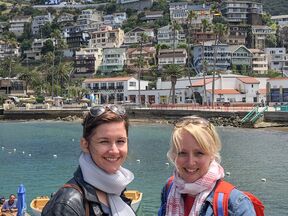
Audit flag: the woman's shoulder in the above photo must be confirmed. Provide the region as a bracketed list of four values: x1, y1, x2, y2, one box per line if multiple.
[228, 188, 256, 215]
[42, 185, 84, 216]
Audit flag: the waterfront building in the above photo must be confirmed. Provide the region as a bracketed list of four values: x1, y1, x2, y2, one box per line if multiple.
[82, 76, 149, 104]
[0, 78, 26, 96]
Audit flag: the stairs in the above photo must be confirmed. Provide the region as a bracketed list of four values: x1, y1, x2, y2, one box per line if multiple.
[241, 106, 268, 124]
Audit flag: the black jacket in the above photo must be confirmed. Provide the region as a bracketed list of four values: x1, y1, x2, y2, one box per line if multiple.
[41, 167, 132, 216]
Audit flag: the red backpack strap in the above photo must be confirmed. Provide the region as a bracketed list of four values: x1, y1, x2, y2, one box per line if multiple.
[213, 180, 235, 216]
[165, 176, 175, 191]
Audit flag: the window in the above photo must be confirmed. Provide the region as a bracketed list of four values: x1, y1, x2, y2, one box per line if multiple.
[129, 82, 136, 87]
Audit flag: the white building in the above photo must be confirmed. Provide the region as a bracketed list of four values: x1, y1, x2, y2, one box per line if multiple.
[271, 15, 288, 27]
[99, 48, 126, 74]
[82, 76, 148, 104]
[249, 49, 268, 74]
[9, 16, 31, 37]
[158, 48, 187, 69]
[32, 13, 54, 36]
[264, 47, 288, 76]
[157, 25, 186, 47]
[123, 27, 155, 46]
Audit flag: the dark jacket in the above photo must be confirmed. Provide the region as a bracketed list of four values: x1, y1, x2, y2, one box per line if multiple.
[41, 167, 132, 216]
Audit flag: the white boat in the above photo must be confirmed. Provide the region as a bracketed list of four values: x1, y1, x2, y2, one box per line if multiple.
[30, 190, 142, 215]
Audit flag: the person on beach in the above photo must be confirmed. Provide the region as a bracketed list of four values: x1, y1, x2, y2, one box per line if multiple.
[42, 104, 135, 216]
[1, 194, 17, 213]
[158, 116, 256, 216]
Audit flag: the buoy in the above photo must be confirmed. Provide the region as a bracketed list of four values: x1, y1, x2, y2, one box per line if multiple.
[136, 159, 140, 163]
[53, 154, 57, 158]
[13, 148, 16, 152]
[226, 172, 231, 176]
[28, 154, 31, 157]
[165, 162, 170, 166]
[72, 138, 75, 142]
[261, 178, 266, 182]
[22, 151, 25, 154]
[1, 147, 4, 150]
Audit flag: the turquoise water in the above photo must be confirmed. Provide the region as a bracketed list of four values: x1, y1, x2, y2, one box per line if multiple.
[0, 121, 288, 215]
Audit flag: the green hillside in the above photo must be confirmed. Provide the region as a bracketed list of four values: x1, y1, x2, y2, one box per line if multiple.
[262, 0, 288, 16]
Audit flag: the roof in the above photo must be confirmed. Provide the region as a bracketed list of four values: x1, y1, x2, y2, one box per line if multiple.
[127, 47, 156, 54]
[237, 77, 260, 84]
[83, 77, 133, 83]
[191, 78, 214, 87]
[258, 89, 267, 94]
[268, 77, 288, 81]
[213, 89, 241, 95]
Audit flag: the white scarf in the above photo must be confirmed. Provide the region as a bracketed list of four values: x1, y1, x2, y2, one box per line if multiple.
[166, 160, 225, 216]
[79, 153, 135, 216]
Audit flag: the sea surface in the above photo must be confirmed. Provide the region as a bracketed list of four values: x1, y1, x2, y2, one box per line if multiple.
[0, 121, 287, 215]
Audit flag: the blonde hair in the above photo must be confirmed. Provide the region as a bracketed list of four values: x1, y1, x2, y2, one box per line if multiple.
[167, 116, 222, 164]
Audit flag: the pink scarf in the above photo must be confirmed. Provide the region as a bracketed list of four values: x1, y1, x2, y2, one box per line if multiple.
[165, 160, 225, 216]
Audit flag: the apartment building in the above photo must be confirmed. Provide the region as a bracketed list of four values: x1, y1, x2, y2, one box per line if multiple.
[249, 49, 268, 74]
[32, 13, 54, 36]
[249, 25, 275, 49]
[103, 12, 127, 28]
[158, 48, 187, 69]
[264, 48, 288, 75]
[157, 25, 186, 47]
[90, 25, 124, 48]
[99, 48, 126, 74]
[24, 38, 55, 61]
[9, 16, 32, 37]
[123, 27, 155, 46]
[0, 40, 20, 60]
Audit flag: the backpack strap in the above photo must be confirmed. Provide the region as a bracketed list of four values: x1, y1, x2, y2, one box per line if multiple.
[165, 176, 174, 195]
[213, 180, 235, 216]
[63, 183, 90, 216]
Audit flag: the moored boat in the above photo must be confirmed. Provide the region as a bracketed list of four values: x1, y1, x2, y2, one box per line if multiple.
[29, 190, 142, 215]
[30, 196, 49, 216]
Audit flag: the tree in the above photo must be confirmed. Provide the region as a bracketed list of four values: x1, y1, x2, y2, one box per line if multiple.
[136, 33, 149, 105]
[170, 20, 181, 64]
[212, 22, 228, 108]
[162, 64, 185, 104]
[201, 19, 212, 105]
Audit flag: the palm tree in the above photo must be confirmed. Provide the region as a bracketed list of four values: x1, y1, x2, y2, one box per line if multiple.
[163, 64, 184, 104]
[212, 23, 228, 108]
[187, 10, 197, 44]
[136, 32, 149, 105]
[170, 20, 181, 64]
[201, 19, 211, 105]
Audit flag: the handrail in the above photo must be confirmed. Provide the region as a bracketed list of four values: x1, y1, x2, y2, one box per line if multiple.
[250, 106, 268, 123]
[241, 106, 258, 123]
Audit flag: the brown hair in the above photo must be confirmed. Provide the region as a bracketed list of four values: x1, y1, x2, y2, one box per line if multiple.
[82, 109, 129, 141]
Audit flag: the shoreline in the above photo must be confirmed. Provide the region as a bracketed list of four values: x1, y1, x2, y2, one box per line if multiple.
[1, 116, 288, 132]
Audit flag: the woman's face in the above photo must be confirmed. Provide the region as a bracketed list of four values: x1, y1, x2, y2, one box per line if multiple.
[81, 121, 128, 174]
[175, 130, 213, 183]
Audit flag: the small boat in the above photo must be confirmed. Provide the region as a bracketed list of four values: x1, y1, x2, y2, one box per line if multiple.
[30, 196, 49, 216]
[30, 190, 142, 215]
[124, 190, 143, 212]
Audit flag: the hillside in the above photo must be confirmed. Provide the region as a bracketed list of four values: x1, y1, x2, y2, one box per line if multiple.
[262, 0, 288, 16]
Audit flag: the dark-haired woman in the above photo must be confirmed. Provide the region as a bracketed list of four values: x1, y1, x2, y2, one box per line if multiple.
[42, 105, 135, 216]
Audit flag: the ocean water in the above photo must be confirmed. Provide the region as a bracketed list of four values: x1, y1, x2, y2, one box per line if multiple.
[0, 121, 287, 216]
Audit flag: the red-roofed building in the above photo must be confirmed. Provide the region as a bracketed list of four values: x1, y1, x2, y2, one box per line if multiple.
[82, 76, 149, 104]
